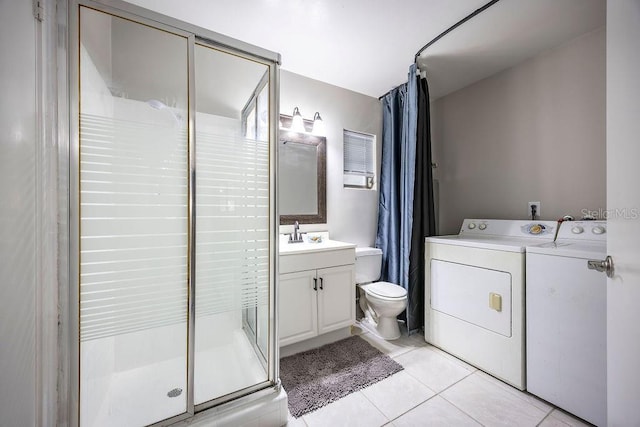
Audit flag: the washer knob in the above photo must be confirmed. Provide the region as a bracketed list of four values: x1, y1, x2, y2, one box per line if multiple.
[478, 223, 487, 230]
[592, 226, 606, 235]
[468, 223, 476, 229]
[571, 226, 584, 234]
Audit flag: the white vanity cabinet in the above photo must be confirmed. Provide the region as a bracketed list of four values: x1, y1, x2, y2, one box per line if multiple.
[279, 244, 355, 347]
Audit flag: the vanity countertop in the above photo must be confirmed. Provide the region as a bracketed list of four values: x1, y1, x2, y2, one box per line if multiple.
[279, 233, 356, 255]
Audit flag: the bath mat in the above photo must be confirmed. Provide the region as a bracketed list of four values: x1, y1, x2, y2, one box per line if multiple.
[280, 335, 404, 418]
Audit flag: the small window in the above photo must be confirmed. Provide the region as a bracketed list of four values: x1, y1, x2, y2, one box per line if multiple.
[343, 129, 375, 189]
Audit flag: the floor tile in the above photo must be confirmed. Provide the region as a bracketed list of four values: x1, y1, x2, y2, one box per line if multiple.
[285, 413, 308, 427]
[441, 372, 550, 426]
[405, 331, 430, 347]
[302, 391, 389, 427]
[392, 396, 480, 427]
[394, 346, 474, 393]
[473, 370, 552, 413]
[422, 344, 478, 373]
[361, 370, 436, 420]
[358, 329, 425, 359]
[539, 409, 592, 427]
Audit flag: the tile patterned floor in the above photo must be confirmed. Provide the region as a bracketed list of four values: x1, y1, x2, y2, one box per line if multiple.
[285, 325, 592, 427]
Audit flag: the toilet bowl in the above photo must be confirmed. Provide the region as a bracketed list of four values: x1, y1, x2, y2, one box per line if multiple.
[358, 282, 407, 340]
[355, 247, 408, 340]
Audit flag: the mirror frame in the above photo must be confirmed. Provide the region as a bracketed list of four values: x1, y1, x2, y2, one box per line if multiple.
[279, 115, 326, 224]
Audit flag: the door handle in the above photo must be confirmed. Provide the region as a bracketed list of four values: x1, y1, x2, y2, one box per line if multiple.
[313, 277, 318, 291]
[319, 277, 324, 290]
[587, 255, 614, 278]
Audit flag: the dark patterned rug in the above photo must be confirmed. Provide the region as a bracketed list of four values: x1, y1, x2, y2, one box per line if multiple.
[280, 335, 404, 418]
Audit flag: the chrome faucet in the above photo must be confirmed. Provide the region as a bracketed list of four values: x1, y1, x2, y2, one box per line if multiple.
[288, 221, 304, 243]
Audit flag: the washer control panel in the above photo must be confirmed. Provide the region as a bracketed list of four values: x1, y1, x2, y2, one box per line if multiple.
[557, 221, 607, 241]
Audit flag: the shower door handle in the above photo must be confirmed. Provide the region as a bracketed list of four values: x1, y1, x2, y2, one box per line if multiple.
[313, 277, 318, 291]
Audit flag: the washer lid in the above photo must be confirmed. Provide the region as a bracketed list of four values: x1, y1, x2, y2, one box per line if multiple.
[367, 282, 407, 298]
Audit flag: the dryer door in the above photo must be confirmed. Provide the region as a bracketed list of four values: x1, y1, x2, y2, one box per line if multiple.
[430, 259, 512, 337]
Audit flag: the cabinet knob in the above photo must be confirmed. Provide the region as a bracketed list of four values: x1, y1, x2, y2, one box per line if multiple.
[319, 277, 324, 290]
[313, 277, 318, 291]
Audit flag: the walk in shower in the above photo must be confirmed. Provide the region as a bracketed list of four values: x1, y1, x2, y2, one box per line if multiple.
[71, 2, 279, 425]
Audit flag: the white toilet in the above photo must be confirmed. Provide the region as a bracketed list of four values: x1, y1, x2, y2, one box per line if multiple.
[355, 247, 408, 340]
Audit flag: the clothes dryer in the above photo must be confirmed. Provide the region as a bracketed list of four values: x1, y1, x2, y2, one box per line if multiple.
[425, 219, 557, 390]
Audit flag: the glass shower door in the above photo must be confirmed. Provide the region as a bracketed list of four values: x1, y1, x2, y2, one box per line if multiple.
[78, 7, 190, 426]
[193, 43, 272, 405]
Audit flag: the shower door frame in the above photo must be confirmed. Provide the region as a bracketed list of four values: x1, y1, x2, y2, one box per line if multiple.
[66, 1, 281, 425]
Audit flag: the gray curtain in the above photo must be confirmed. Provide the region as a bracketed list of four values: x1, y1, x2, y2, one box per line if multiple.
[407, 75, 436, 333]
[376, 64, 435, 333]
[375, 64, 418, 326]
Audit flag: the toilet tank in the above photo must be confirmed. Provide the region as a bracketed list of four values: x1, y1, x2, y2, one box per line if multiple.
[355, 247, 382, 284]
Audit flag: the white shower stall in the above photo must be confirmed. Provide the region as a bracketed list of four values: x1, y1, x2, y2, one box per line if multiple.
[70, 2, 280, 425]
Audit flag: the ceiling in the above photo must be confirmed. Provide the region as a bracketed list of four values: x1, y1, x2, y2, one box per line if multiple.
[418, 0, 606, 99]
[124, 0, 605, 99]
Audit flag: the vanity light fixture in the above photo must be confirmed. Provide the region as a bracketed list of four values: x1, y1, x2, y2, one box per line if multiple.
[290, 107, 305, 133]
[312, 112, 325, 136]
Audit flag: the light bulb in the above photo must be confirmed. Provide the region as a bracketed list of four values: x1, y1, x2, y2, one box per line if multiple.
[291, 107, 305, 133]
[312, 112, 325, 136]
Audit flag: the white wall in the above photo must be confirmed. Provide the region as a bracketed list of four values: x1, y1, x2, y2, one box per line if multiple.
[0, 1, 36, 426]
[606, 0, 640, 424]
[280, 71, 382, 247]
[431, 27, 606, 235]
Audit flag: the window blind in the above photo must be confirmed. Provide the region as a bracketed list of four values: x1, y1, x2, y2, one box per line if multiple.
[343, 129, 375, 188]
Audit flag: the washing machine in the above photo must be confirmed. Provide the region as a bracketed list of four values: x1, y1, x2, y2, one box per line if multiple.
[425, 219, 558, 390]
[526, 221, 607, 426]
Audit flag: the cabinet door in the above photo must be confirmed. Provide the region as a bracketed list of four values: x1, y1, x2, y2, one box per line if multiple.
[317, 265, 355, 335]
[279, 270, 318, 346]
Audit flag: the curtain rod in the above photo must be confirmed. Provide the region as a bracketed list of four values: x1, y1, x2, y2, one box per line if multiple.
[413, 0, 502, 62]
[378, 0, 502, 100]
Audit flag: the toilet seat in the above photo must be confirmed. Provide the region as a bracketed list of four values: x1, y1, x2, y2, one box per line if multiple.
[363, 281, 407, 300]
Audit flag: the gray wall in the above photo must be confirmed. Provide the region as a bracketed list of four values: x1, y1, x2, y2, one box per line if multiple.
[431, 27, 606, 235]
[280, 70, 382, 247]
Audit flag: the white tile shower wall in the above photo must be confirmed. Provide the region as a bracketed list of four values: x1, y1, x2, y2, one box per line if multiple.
[93, 311, 240, 374]
[80, 336, 116, 426]
[80, 44, 114, 117]
[280, 71, 383, 247]
[114, 323, 186, 371]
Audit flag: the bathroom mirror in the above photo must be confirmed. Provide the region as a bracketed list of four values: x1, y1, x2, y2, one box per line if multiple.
[279, 115, 326, 224]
